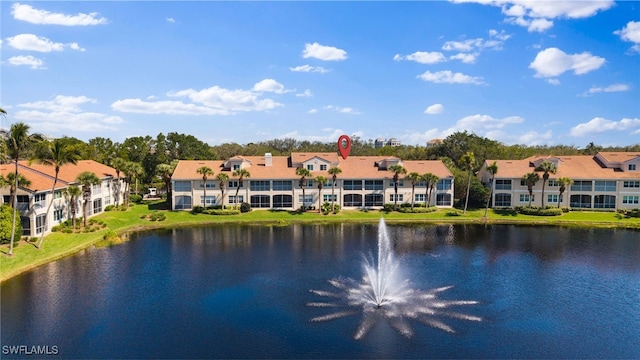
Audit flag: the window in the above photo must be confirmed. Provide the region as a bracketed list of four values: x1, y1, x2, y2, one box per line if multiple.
[250, 180, 270, 191]
[547, 194, 559, 204]
[494, 193, 511, 207]
[298, 195, 314, 207]
[307, 164, 314, 171]
[93, 198, 102, 214]
[389, 194, 403, 202]
[232, 164, 240, 170]
[201, 196, 216, 206]
[623, 181, 640, 188]
[92, 183, 102, 195]
[323, 194, 337, 202]
[594, 195, 616, 209]
[343, 180, 362, 190]
[571, 181, 592, 192]
[629, 164, 637, 171]
[389, 180, 404, 187]
[199, 181, 215, 189]
[175, 196, 192, 210]
[54, 190, 63, 199]
[305, 180, 314, 188]
[174, 181, 192, 192]
[250, 195, 270, 208]
[343, 194, 362, 207]
[35, 214, 46, 234]
[364, 180, 384, 190]
[623, 196, 639, 204]
[436, 193, 452, 206]
[21, 216, 31, 236]
[273, 195, 293, 208]
[320, 164, 327, 171]
[436, 179, 452, 190]
[53, 209, 64, 222]
[415, 181, 426, 188]
[415, 193, 426, 203]
[228, 181, 243, 189]
[570, 194, 592, 208]
[364, 194, 384, 207]
[594, 181, 616, 192]
[104, 196, 110, 206]
[548, 180, 559, 187]
[519, 194, 534, 202]
[272, 181, 292, 191]
[495, 180, 512, 190]
[229, 195, 244, 204]
[34, 193, 46, 204]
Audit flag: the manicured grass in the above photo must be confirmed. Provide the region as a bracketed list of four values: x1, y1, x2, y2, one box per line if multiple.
[2, 202, 639, 282]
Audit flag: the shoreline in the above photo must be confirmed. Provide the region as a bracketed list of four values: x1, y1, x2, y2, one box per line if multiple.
[2, 204, 639, 283]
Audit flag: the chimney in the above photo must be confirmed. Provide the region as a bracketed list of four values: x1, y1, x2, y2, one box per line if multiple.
[265, 153, 272, 167]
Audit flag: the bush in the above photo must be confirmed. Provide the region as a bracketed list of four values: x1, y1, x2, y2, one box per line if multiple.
[203, 209, 241, 215]
[398, 206, 438, 213]
[382, 203, 395, 212]
[518, 206, 563, 216]
[191, 206, 204, 214]
[240, 202, 251, 213]
[321, 201, 340, 215]
[0, 205, 22, 245]
[130, 194, 143, 204]
[104, 205, 116, 212]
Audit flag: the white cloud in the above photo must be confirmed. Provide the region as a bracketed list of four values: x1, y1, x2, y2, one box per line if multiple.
[252, 79, 290, 94]
[7, 55, 45, 69]
[455, 114, 524, 131]
[6, 34, 85, 52]
[417, 70, 485, 85]
[581, 83, 630, 96]
[279, 128, 357, 143]
[614, 21, 640, 53]
[111, 99, 229, 115]
[289, 64, 330, 73]
[322, 105, 361, 115]
[11, 3, 108, 26]
[302, 42, 347, 61]
[393, 51, 447, 64]
[167, 17, 176, 23]
[307, 108, 318, 114]
[529, 47, 605, 78]
[570, 117, 640, 137]
[424, 104, 444, 115]
[296, 89, 313, 97]
[449, 53, 478, 64]
[547, 78, 561, 85]
[15, 95, 122, 133]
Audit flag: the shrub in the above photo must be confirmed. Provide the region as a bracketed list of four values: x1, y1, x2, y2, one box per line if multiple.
[130, 194, 143, 204]
[104, 205, 116, 212]
[240, 202, 251, 213]
[518, 206, 562, 216]
[382, 203, 395, 212]
[0, 205, 23, 244]
[203, 209, 241, 215]
[191, 206, 204, 214]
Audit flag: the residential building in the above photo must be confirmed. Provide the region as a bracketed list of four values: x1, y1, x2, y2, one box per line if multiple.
[0, 160, 126, 236]
[171, 153, 454, 211]
[477, 152, 640, 210]
[374, 138, 402, 148]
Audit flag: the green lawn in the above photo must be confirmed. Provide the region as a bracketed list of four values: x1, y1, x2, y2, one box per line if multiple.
[2, 202, 639, 282]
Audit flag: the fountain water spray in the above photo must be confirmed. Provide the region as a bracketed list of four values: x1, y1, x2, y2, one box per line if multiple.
[308, 218, 481, 339]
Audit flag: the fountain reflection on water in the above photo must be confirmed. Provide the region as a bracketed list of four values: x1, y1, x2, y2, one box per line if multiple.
[308, 218, 481, 339]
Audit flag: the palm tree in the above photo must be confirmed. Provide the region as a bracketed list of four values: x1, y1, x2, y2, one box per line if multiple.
[75, 171, 101, 228]
[296, 167, 311, 210]
[422, 173, 439, 207]
[64, 185, 82, 229]
[459, 151, 475, 214]
[216, 173, 229, 208]
[557, 177, 573, 209]
[1, 172, 31, 208]
[535, 161, 557, 208]
[315, 175, 327, 213]
[483, 161, 498, 218]
[388, 164, 406, 210]
[327, 167, 342, 213]
[123, 161, 144, 206]
[33, 139, 81, 249]
[522, 172, 540, 208]
[196, 166, 214, 207]
[232, 168, 250, 209]
[156, 162, 175, 201]
[406, 172, 421, 209]
[1, 122, 43, 256]
[111, 157, 127, 207]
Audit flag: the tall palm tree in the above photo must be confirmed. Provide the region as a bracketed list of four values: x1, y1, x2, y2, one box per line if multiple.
[484, 161, 498, 218]
[459, 151, 475, 214]
[33, 139, 81, 249]
[296, 167, 311, 210]
[64, 185, 82, 229]
[406, 172, 421, 209]
[327, 166, 342, 213]
[111, 157, 127, 207]
[557, 177, 573, 209]
[535, 161, 557, 208]
[123, 161, 144, 206]
[232, 168, 250, 209]
[388, 164, 406, 210]
[315, 175, 327, 213]
[422, 173, 439, 207]
[75, 171, 101, 228]
[1, 122, 43, 256]
[522, 172, 540, 208]
[196, 166, 214, 207]
[216, 173, 229, 208]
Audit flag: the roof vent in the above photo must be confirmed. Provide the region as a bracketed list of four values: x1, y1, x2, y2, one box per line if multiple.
[265, 153, 272, 167]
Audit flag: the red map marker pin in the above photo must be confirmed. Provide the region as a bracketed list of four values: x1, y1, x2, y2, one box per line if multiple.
[338, 135, 352, 160]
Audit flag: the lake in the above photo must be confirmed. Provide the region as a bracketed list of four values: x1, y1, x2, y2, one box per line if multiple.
[2, 223, 639, 359]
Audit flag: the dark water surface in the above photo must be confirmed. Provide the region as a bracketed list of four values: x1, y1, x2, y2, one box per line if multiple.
[2, 224, 639, 359]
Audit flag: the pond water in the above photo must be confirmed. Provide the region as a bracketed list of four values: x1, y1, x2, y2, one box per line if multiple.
[2, 223, 639, 359]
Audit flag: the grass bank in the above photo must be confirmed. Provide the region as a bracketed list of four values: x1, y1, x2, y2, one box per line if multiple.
[2, 202, 639, 282]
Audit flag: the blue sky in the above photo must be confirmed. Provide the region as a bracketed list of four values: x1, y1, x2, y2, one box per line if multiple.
[1, 1, 639, 148]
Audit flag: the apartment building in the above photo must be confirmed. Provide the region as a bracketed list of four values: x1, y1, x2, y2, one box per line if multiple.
[0, 160, 125, 236]
[171, 152, 455, 211]
[477, 152, 640, 210]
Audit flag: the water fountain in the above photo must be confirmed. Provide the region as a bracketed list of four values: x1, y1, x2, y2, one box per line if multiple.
[308, 218, 481, 339]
